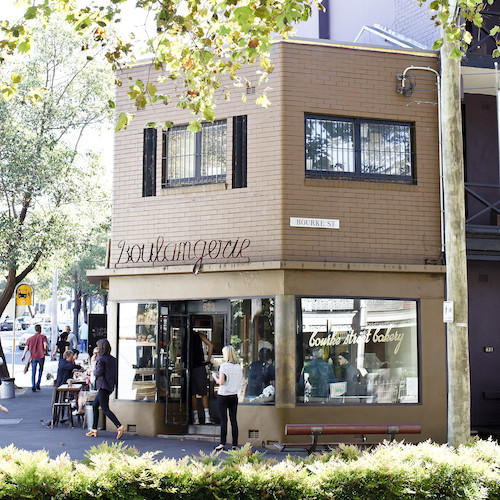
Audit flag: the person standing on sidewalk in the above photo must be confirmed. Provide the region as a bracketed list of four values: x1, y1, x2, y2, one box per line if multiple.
[212, 345, 243, 451]
[21, 324, 48, 392]
[85, 339, 125, 439]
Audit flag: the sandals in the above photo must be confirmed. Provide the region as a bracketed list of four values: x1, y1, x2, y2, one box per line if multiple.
[116, 425, 125, 440]
[214, 443, 225, 451]
[86, 429, 98, 437]
[0, 405, 8, 415]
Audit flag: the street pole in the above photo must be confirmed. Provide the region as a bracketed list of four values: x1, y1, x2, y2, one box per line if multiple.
[440, 31, 471, 446]
[51, 269, 58, 352]
[11, 286, 17, 379]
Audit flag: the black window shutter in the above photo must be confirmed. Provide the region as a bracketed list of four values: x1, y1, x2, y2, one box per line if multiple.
[232, 115, 247, 188]
[143, 128, 157, 197]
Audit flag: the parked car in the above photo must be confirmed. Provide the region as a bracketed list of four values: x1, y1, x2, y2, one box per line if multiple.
[15, 317, 32, 330]
[0, 318, 13, 331]
[18, 324, 52, 350]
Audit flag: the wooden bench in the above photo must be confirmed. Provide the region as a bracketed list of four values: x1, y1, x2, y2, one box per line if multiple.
[280, 424, 422, 454]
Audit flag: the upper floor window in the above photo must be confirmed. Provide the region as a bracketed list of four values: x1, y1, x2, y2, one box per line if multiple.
[305, 115, 415, 182]
[162, 120, 226, 187]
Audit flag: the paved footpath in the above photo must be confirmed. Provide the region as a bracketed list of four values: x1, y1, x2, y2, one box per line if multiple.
[0, 383, 299, 462]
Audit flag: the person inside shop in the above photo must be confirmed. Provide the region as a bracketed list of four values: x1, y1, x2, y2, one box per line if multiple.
[338, 351, 367, 396]
[298, 346, 336, 400]
[246, 347, 275, 399]
[190, 330, 213, 425]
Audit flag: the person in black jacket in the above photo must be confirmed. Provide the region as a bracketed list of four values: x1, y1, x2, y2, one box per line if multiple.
[85, 339, 125, 439]
[55, 350, 81, 387]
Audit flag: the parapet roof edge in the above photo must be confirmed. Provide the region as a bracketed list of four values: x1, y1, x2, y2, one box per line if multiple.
[120, 36, 437, 69]
[275, 37, 437, 57]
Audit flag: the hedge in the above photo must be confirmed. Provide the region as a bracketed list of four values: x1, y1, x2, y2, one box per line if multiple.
[0, 439, 499, 499]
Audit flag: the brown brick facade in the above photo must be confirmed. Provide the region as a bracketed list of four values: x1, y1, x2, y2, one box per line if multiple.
[111, 40, 440, 270]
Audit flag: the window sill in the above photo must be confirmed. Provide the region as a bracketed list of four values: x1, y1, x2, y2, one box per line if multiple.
[161, 183, 228, 195]
[304, 178, 419, 191]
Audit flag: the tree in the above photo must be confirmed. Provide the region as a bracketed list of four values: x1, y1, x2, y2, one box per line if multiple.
[0, 0, 322, 131]
[58, 212, 111, 338]
[418, 0, 499, 446]
[0, 16, 113, 376]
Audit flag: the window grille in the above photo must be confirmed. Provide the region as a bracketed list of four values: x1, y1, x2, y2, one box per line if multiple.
[162, 120, 227, 187]
[305, 115, 415, 182]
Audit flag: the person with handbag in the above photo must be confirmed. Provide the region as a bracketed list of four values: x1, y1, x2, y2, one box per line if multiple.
[85, 339, 125, 439]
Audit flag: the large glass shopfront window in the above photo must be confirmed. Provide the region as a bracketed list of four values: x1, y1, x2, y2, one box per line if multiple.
[117, 302, 158, 401]
[297, 298, 419, 405]
[230, 298, 275, 404]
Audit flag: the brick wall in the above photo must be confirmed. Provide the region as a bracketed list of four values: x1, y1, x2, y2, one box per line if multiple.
[111, 41, 440, 268]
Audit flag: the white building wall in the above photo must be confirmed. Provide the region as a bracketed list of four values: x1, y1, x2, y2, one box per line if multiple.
[293, 0, 438, 48]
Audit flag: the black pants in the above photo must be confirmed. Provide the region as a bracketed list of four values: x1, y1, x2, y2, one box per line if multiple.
[92, 389, 121, 429]
[217, 394, 238, 446]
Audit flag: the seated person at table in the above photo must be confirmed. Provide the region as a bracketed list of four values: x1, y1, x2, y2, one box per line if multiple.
[246, 347, 275, 398]
[55, 350, 82, 387]
[298, 347, 336, 399]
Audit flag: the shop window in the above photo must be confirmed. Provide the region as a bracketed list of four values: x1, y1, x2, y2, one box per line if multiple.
[297, 298, 419, 405]
[162, 120, 226, 187]
[117, 302, 158, 401]
[305, 115, 415, 182]
[230, 298, 275, 405]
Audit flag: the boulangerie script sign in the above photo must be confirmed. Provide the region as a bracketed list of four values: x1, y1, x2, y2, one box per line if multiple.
[115, 236, 251, 273]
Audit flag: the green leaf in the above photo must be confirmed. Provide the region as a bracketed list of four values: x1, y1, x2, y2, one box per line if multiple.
[491, 26, 500, 36]
[449, 46, 463, 60]
[147, 83, 157, 96]
[11, 73, 22, 84]
[24, 6, 38, 20]
[256, 94, 271, 108]
[187, 120, 202, 133]
[432, 38, 444, 50]
[202, 108, 215, 122]
[17, 42, 30, 54]
[108, 100, 115, 109]
[115, 112, 134, 132]
[163, 121, 173, 130]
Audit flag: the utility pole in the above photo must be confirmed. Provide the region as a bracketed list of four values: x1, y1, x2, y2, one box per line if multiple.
[440, 26, 471, 446]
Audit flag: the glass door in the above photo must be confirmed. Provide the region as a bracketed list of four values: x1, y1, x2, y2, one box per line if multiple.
[162, 314, 189, 425]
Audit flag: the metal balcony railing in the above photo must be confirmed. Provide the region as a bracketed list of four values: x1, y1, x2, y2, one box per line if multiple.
[465, 182, 500, 234]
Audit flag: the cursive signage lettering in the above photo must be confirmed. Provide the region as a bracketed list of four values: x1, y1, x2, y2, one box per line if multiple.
[308, 329, 405, 355]
[115, 236, 251, 273]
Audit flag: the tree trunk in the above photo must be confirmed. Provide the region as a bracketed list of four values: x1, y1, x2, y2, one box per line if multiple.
[441, 35, 471, 446]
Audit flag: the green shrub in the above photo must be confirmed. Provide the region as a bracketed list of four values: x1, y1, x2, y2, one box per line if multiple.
[0, 439, 500, 499]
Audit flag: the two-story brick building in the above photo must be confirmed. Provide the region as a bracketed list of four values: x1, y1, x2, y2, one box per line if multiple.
[89, 38, 447, 445]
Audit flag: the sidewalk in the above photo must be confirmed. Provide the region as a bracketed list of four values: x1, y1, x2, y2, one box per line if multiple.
[0, 380, 296, 462]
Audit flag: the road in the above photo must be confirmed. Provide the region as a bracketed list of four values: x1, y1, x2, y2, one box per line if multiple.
[0, 329, 61, 387]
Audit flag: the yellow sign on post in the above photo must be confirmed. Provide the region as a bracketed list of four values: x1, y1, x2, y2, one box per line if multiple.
[16, 284, 33, 306]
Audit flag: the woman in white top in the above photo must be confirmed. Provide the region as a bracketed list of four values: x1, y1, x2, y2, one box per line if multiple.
[212, 345, 242, 451]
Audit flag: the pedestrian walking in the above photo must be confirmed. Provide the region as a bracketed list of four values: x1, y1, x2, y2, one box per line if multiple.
[21, 324, 48, 392]
[212, 345, 243, 451]
[65, 326, 77, 351]
[85, 339, 125, 439]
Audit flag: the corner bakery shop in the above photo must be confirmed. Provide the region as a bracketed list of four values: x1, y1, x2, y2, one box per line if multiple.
[88, 245, 447, 446]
